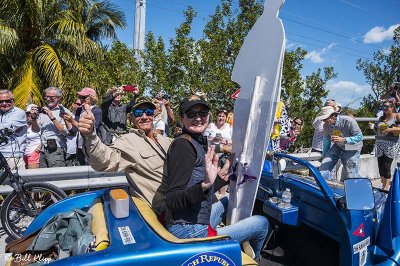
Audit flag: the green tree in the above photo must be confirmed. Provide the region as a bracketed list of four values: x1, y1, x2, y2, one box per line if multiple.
[0, 0, 126, 107]
[62, 41, 143, 106]
[356, 26, 400, 107]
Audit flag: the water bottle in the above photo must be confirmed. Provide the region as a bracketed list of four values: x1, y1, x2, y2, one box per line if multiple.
[281, 188, 292, 208]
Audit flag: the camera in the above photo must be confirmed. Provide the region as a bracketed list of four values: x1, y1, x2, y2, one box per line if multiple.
[37, 106, 47, 114]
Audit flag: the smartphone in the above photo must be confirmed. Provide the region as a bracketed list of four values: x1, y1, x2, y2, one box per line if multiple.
[59, 105, 65, 115]
[123, 84, 138, 92]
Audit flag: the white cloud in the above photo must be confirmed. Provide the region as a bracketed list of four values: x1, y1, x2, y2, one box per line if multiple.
[363, 24, 400, 44]
[325, 80, 371, 107]
[305, 43, 337, 64]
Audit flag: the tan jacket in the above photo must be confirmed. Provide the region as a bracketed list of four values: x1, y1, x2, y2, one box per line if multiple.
[84, 128, 172, 215]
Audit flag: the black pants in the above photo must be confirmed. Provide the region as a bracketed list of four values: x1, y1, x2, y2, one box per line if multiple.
[377, 154, 393, 179]
[39, 147, 66, 168]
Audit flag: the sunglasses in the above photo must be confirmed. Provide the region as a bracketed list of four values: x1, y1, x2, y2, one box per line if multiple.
[383, 105, 391, 109]
[186, 109, 209, 119]
[44, 95, 59, 99]
[133, 108, 154, 117]
[0, 99, 13, 103]
[78, 95, 88, 100]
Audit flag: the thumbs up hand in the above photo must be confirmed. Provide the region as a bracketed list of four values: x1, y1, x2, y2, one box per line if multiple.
[78, 104, 95, 136]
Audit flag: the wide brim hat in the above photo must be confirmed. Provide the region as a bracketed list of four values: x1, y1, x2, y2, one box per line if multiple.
[179, 94, 210, 115]
[132, 96, 156, 110]
[315, 106, 337, 121]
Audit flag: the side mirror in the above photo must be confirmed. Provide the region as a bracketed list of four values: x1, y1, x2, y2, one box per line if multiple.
[344, 178, 374, 210]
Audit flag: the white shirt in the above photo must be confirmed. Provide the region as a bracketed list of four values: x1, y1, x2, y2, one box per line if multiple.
[204, 123, 232, 141]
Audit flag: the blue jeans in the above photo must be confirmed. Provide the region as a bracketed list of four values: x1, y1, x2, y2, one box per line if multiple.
[320, 144, 360, 179]
[167, 197, 269, 260]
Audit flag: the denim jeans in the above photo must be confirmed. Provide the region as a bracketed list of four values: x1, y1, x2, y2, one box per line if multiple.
[320, 144, 361, 179]
[167, 196, 269, 260]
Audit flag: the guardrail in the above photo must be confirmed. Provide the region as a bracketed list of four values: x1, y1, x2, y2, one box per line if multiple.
[0, 166, 128, 194]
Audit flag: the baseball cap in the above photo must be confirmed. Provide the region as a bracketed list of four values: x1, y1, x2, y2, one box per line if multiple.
[77, 87, 97, 97]
[132, 96, 156, 110]
[179, 95, 210, 115]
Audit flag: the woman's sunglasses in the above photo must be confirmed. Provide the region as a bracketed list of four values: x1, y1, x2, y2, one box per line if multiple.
[133, 108, 154, 117]
[186, 109, 209, 119]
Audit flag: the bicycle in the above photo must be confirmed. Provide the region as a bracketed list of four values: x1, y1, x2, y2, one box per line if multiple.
[0, 128, 67, 239]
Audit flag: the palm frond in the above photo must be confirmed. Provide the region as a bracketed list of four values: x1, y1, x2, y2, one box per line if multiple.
[33, 44, 63, 85]
[12, 55, 42, 107]
[0, 24, 19, 54]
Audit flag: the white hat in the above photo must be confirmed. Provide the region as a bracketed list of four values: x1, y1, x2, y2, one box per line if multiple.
[315, 106, 337, 121]
[26, 104, 37, 112]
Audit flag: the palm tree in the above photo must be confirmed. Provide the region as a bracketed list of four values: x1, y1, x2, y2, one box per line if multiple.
[0, 0, 126, 107]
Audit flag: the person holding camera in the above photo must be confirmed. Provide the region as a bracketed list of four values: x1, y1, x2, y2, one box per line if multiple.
[101, 85, 139, 137]
[0, 89, 27, 170]
[32, 87, 70, 168]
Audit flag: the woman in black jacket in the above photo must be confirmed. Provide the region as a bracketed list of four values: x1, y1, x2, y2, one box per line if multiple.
[164, 95, 268, 261]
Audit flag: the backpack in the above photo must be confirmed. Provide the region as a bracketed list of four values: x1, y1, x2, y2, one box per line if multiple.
[27, 208, 95, 258]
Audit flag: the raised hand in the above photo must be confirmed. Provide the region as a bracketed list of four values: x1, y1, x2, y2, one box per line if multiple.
[78, 103, 95, 135]
[202, 145, 220, 190]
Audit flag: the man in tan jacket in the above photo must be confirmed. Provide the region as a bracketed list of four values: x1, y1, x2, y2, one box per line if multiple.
[78, 96, 171, 215]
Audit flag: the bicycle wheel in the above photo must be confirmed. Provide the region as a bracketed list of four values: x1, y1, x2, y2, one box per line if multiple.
[1, 182, 67, 239]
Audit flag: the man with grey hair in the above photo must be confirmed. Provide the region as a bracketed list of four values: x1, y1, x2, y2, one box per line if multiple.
[31, 87, 71, 167]
[0, 90, 27, 170]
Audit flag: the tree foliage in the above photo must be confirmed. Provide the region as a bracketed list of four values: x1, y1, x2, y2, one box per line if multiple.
[0, 0, 126, 107]
[357, 26, 400, 108]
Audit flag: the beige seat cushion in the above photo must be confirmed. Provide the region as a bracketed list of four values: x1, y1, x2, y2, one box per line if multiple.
[88, 199, 109, 251]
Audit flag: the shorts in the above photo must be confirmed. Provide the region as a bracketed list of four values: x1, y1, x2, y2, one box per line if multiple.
[24, 150, 40, 166]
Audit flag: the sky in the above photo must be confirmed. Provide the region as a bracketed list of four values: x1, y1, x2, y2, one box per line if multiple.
[112, 0, 400, 108]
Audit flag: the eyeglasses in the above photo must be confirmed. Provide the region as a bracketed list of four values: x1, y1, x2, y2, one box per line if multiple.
[186, 109, 209, 119]
[0, 99, 13, 103]
[74, 102, 82, 106]
[133, 108, 154, 117]
[383, 105, 391, 109]
[78, 95, 88, 100]
[44, 95, 59, 99]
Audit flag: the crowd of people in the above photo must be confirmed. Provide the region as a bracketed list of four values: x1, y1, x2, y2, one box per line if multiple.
[1, 81, 399, 258]
[0, 86, 177, 170]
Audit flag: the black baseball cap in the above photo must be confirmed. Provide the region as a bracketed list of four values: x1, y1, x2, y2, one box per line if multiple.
[132, 96, 156, 110]
[179, 95, 210, 115]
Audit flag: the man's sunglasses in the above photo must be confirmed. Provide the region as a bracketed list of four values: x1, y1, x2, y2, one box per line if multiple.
[186, 109, 209, 119]
[44, 95, 59, 99]
[133, 108, 154, 117]
[0, 99, 13, 103]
